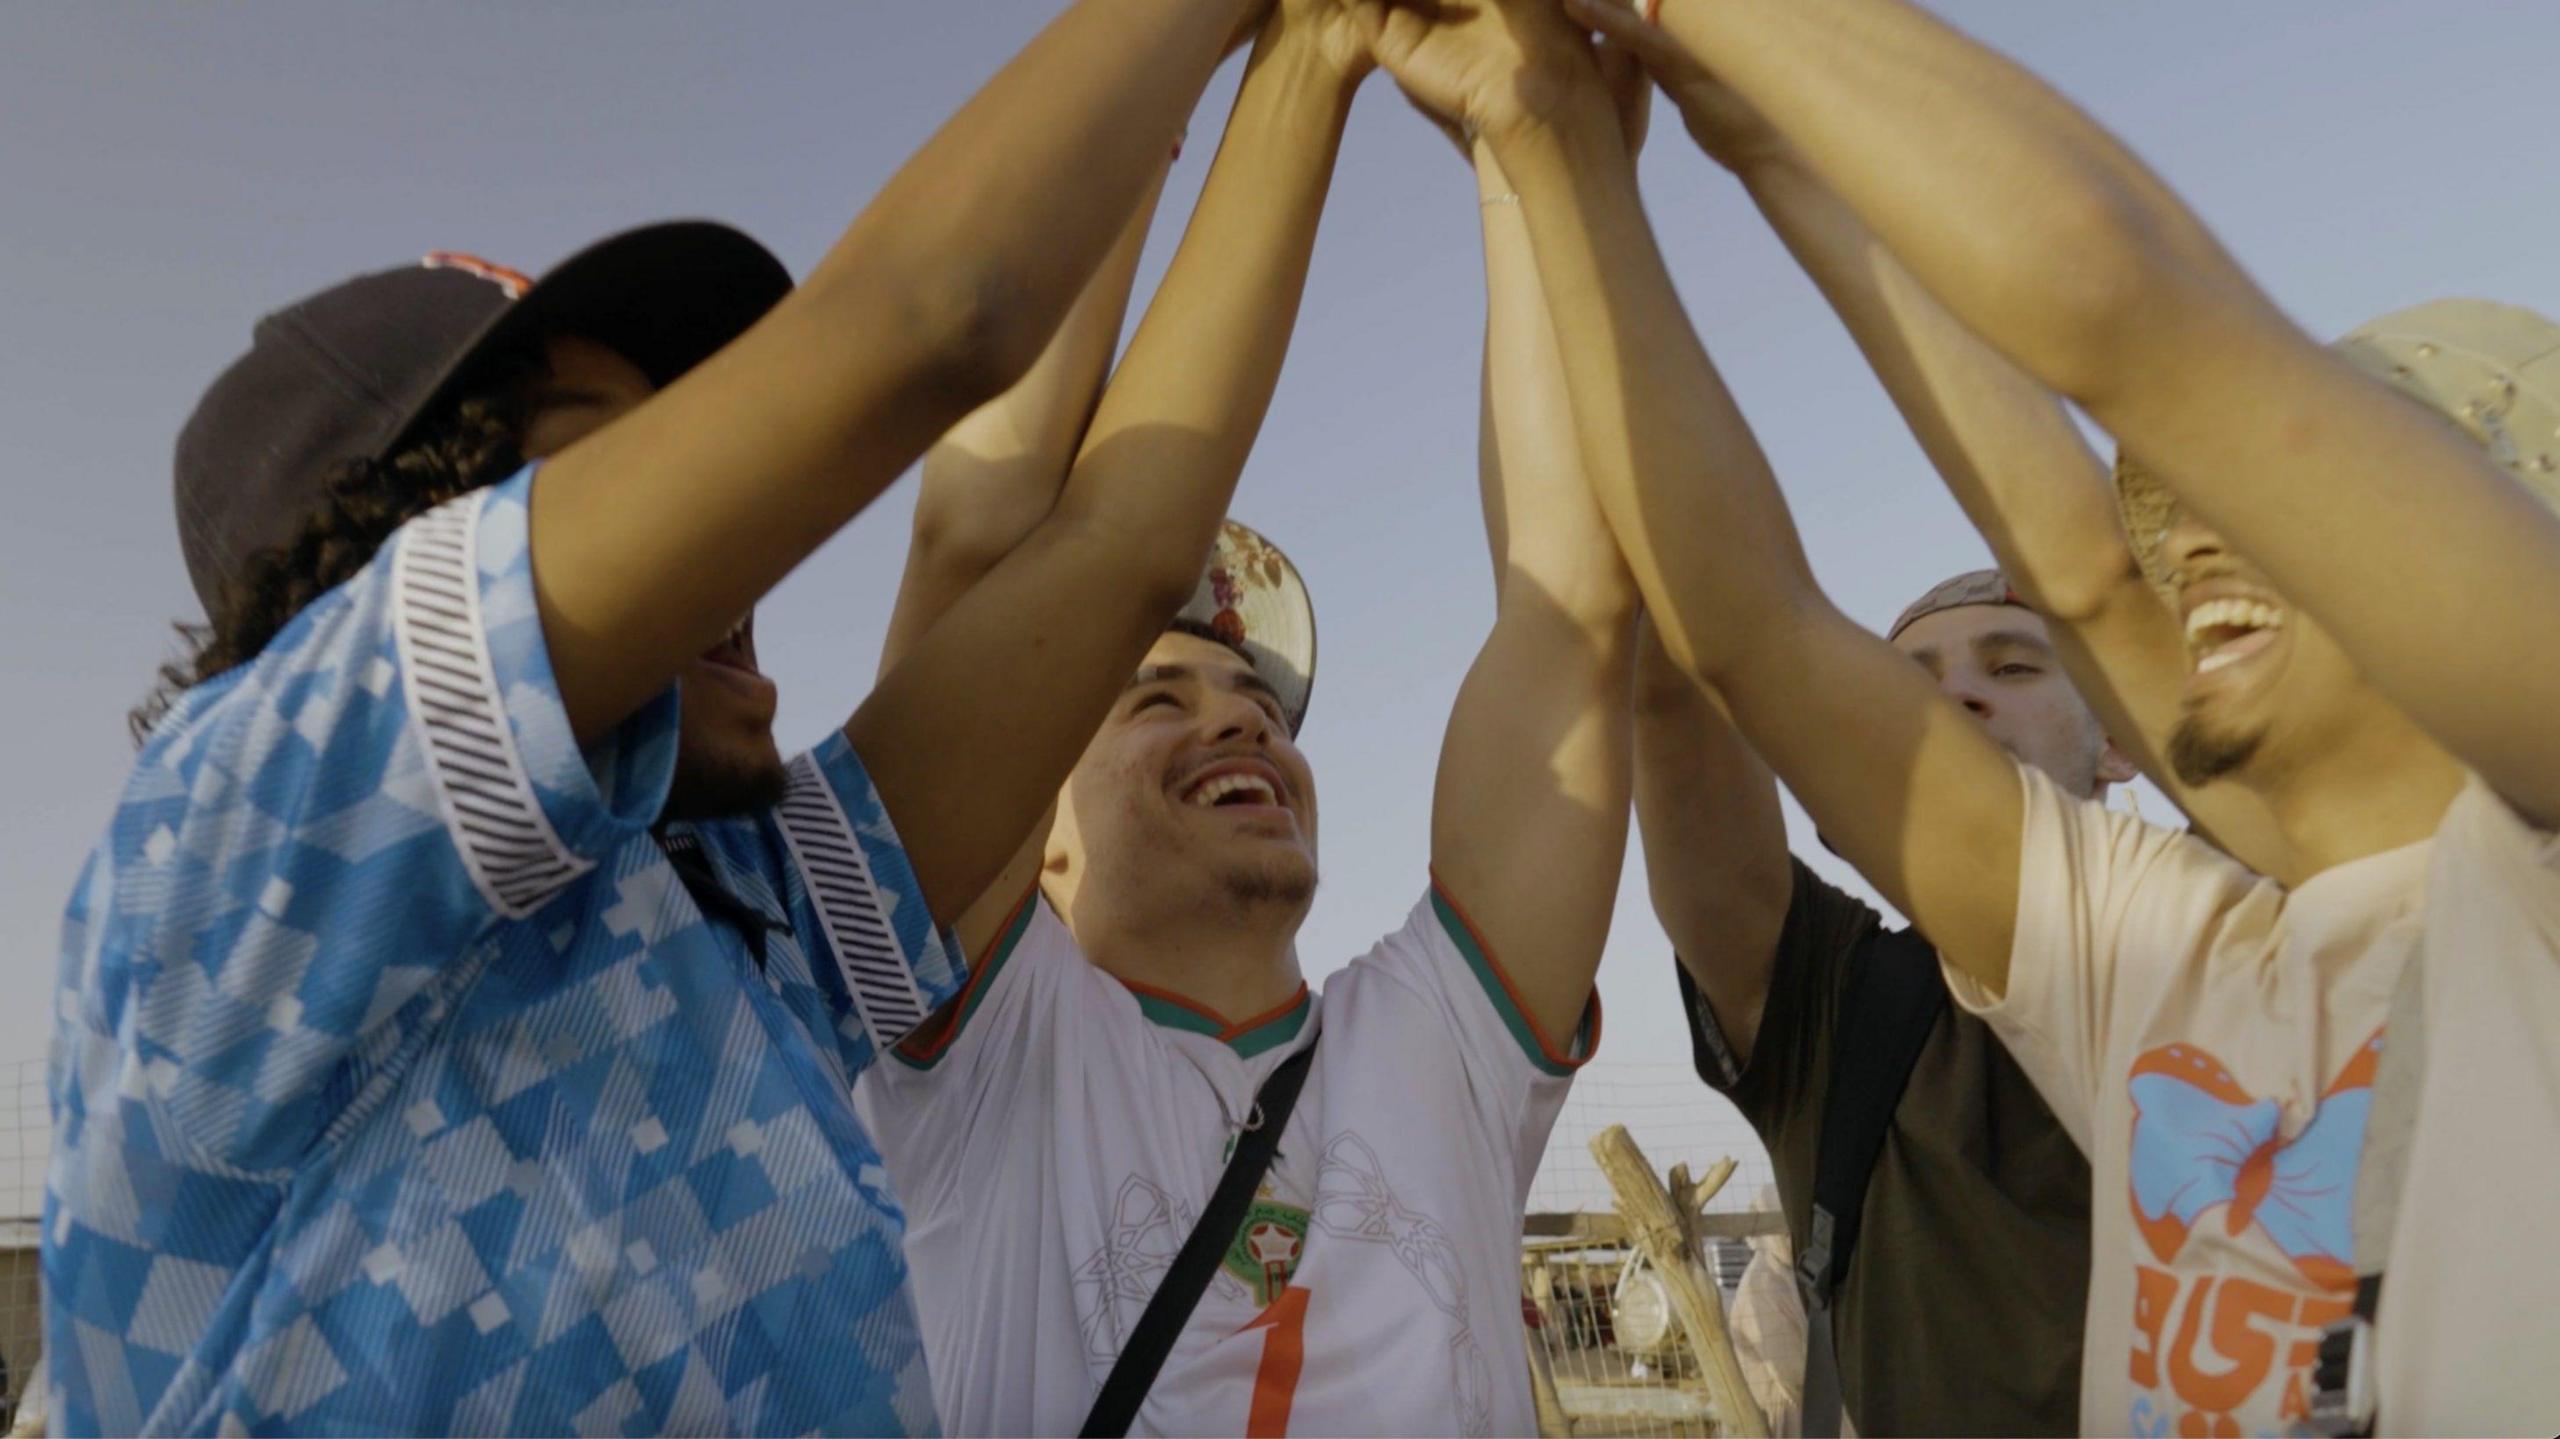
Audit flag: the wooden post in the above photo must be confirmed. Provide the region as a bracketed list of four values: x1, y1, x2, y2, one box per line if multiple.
[1522, 1310, 1574, 1438]
[1589, 1127, 1767, 1439]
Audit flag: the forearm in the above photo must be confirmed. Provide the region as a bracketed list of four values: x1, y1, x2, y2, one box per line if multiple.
[1476, 141, 1632, 628]
[1741, 155, 2137, 620]
[850, 31, 1359, 927]
[1493, 96, 1814, 684]
[1632, 633, 1788, 1062]
[1688, 2, 2560, 821]
[1052, 33, 1356, 569]
[804, 0, 1251, 393]
[1431, 125, 1640, 1044]
[1497, 95, 2023, 981]
[881, 166, 1169, 678]
[1654, 0, 2221, 402]
[530, 0, 1248, 743]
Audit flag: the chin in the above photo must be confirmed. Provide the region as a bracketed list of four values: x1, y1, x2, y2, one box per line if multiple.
[2167, 710, 2267, 789]
[661, 741, 791, 822]
[1216, 852, 1318, 912]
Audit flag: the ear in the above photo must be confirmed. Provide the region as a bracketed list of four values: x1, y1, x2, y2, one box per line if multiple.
[2096, 736, 2140, 787]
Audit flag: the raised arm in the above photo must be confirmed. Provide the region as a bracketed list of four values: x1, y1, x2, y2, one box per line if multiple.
[1585, 0, 2560, 827]
[1622, 40, 2295, 879]
[879, 163, 1171, 678]
[1386, 50, 1641, 1045]
[528, 0, 1258, 744]
[852, 0, 1373, 941]
[1633, 623, 1792, 1061]
[1377, 0, 2028, 989]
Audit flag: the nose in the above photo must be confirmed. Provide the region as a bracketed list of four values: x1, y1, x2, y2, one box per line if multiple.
[1201, 687, 1275, 748]
[1941, 680, 1994, 720]
[2162, 504, 2228, 577]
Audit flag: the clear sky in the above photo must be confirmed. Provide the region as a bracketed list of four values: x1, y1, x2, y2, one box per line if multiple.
[5, 0, 2557, 1087]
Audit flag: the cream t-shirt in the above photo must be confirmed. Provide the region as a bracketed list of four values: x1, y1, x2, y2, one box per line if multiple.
[857, 885, 1594, 1437]
[1948, 768, 2429, 1436]
[2376, 778, 2560, 1435]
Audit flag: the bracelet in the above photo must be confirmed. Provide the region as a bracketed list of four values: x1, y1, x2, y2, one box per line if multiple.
[1480, 192, 1521, 207]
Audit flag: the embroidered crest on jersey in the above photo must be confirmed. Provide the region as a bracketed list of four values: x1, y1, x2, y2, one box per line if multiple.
[1222, 1199, 1311, 1306]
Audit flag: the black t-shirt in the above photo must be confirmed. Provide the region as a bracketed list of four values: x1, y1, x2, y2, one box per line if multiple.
[1680, 857, 2090, 1436]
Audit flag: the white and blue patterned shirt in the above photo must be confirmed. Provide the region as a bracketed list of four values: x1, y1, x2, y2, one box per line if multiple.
[46, 468, 963, 1435]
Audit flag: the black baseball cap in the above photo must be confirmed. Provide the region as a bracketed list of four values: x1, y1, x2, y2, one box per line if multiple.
[173, 220, 792, 613]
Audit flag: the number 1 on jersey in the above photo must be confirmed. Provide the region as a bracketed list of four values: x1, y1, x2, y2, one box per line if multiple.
[1242, 1285, 1309, 1436]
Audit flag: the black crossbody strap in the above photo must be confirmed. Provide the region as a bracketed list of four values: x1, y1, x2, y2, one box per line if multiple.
[1081, 1039, 1319, 1438]
[1798, 927, 1946, 1437]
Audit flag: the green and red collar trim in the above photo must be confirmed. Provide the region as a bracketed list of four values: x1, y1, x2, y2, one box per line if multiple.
[1118, 977, 1314, 1059]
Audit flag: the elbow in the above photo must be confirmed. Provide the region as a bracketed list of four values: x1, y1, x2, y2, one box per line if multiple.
[1633, 648, 1709, 722]
[1124, 536, 1214, 623]
[1052, 510, 1212, 632]
[884, 263, 1056, 412]
[2024, 540, 2154, 628]
[2012, 183, 2186, 404]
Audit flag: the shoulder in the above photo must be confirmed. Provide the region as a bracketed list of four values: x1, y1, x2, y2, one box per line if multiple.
[2016, 764, 2257, 909]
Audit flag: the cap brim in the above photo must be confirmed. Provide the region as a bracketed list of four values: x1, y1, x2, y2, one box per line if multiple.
[1179, 521, 1317, 735]
[384, 220, 792, 456]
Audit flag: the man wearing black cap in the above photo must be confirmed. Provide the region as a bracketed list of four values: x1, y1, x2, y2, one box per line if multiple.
[44, 1, 1274, 1432]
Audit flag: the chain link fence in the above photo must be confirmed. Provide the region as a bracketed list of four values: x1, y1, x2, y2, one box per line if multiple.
[1521, 1063, 1783, 1437]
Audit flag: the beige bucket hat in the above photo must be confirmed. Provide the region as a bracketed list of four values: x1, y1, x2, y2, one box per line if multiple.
[2116, 298, 2560, 587]
[1175, 519, 1317, 736]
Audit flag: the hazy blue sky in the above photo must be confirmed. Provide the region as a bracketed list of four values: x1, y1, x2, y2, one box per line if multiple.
[5, 1, 2556, 1089]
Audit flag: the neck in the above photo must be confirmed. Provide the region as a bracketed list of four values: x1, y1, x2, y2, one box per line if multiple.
[2255, 698, 2466, 878]
[1060, 883, 1307, 1024]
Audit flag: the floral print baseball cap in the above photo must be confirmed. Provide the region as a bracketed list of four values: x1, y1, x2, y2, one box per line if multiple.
[1176, 519, 1316, 735]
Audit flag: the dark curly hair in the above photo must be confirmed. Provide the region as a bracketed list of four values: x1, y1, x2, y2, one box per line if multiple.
[131, 358, 536, 741]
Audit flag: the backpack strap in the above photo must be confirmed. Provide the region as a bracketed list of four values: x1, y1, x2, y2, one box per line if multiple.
[1081, 1038, 1319, 1438]
[1797, 926, 1947, 1437]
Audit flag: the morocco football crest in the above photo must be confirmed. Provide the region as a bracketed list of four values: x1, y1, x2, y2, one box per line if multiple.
[1224, 1200, 1311, 1306]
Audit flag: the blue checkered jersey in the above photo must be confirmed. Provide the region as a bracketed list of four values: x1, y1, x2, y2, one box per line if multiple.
[47, 467, 964, 1435]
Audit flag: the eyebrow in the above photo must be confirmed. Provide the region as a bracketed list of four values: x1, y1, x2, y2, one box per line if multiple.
[1974, 628, 2056, 655]
[1126, 663, 1282, 706]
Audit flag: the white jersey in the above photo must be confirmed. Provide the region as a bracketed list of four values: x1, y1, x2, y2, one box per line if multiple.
[858, 885, 1595, 1437]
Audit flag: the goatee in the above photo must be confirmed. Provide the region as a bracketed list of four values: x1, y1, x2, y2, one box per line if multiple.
[2167, 713, 2262, 788]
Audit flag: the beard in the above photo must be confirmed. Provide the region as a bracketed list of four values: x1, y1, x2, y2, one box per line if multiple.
[1216, 853, 1319, 913]
[660, 744, 792, 822]
[2167, 710, 2265, 788]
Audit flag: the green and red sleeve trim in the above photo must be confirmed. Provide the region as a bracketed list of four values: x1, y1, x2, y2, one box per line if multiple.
[1430, 874, 1601, 1078]
[892, 885, 1038, 1070]
[1118, 977, 1314, 1059]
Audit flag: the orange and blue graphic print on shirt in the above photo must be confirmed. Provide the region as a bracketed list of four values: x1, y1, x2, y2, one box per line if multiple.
[2122, 1029, 2381, 1436]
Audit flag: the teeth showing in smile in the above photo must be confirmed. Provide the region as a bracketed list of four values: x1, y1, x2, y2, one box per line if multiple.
[1187, 772, 1278, 808]
[2183, 597, 2284, 674]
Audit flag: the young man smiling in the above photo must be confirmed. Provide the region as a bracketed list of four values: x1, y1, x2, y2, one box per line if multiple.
[1535, 0, 2560, 1430]
[1438, 29, 2107, 1426]
[855, 6, 1635, 1432]
[44, 0, 1274, 1430]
